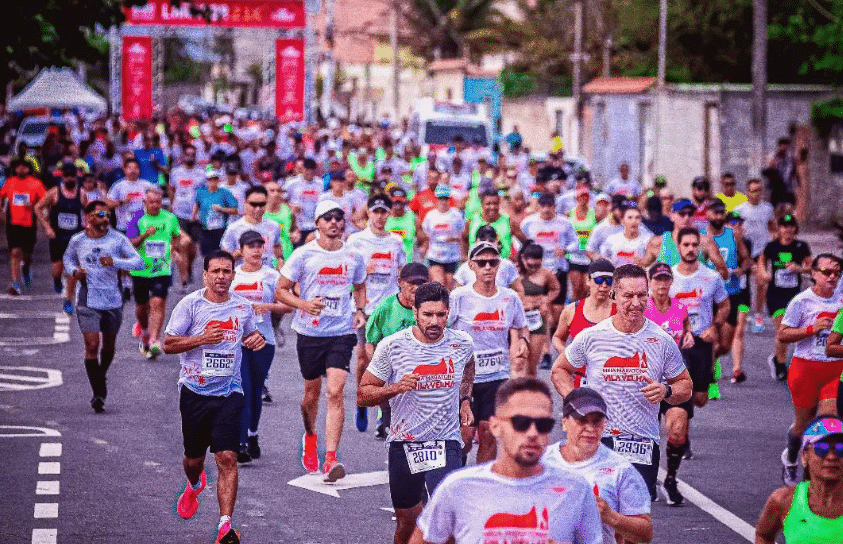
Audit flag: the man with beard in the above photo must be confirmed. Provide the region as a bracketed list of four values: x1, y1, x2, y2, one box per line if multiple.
[2, 159, 47, 295]
[169, 144, 205, 286]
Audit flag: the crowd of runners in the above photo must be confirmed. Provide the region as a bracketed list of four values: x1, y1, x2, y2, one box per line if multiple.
[1, 110, 842, 544]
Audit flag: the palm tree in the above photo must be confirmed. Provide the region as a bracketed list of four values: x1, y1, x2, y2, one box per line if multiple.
[401, 0, 503, 60]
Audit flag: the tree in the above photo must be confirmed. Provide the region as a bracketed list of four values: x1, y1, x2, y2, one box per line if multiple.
[768, 0, 843, 84]
[400, 0, 502, 60]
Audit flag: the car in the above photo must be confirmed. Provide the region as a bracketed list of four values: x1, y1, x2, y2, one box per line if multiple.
[13, 115, 67, 153]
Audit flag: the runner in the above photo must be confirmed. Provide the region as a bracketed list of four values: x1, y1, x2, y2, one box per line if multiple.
[421, 184, 465, 290]
[275, 200, 367, 481]
[230, 231, 286, 463]
[358, 282, 475, 544]
[262, 180, 295, 261]
[568, 186, 598, 301]
[604, 162, 642, 199]
[543, 387, 653, 544]
[453, 225, 519, 289]
[105, 157, 154, 233]
[163, 249, 266, 544]
[63, 201, 144, 412]
[193, 169, 239, 256]
[34, 162, 84, 313]
[599, 206, 652, 267]
[725, 211, 753, 382]
[168, 144, 205, 286]
[734, 178, 775, 333]
[385, 187, 417, 263]
[757, 214, 812, 381]
[365, 263, 431, 440]
[1, 158, 47, 295]
[689, 176, 712, 231]
[348, 194, 406, 432]
[586, 195, 628, 261]
[825, 306, 843, 417]
[465, 190, 514, 259]
[551, 264, 693, 501]
[777, 254, 842, 486]
[126, 187, 182, 359]
[715, 172, 747, 212]
[220, 186, 283, 268]
[449, 241, 528, 462]
[319, 169, 365, 237]
[409, 377, 603, 544]
[755, 416, 843, 544]
[513, 241, 561, 376]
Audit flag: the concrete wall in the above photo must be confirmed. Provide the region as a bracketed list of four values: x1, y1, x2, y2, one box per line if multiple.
[500, 96, 577, 154]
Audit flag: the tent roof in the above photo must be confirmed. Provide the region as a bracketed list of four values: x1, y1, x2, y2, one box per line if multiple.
[8, 68, 107, 111]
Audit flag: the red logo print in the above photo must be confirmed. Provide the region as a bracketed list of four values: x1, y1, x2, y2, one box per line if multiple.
[371, 251, 392, 260]
[818, 311, 837, 321]
[474, 309, 503, 322]
[484, 506, 548, 530]
[413, 358, 455, 376]
[318, 264, 346, 275]
[602, 352, 648, 382]
[207, 316, 239, 342]
[412, 358, 456, 390]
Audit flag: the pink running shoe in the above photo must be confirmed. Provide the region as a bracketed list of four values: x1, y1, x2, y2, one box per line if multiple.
[176, 470, 206, 519]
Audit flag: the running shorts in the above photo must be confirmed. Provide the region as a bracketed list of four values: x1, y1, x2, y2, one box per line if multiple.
[681, 337, 714, 392]
[767, 287, 800, 319]
[727, 291, 750, 326]
[200, 228, 225, 256]
[48, 239, 70, 263]
[388, 440, 462, 509]
[660, 397, 694, 420]
[602, 436, 660, 499]
[787, 356, 843, 409]
[178, 218, 202, 242]
[76, 306, 123, 335]
[131, 275, 171, 304]
[6, 224, 37, 254]
[426, 259, 458, 274]
[296, 333, 356, 380]
[470, 379, 506, 424]
[179, 386, 244, 458]
[552, 269, 568, 305]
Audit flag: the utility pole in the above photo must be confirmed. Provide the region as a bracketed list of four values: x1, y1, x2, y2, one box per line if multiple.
[751, 0, 768, 173]
[391, 0, 400, 121]
[654, 0, 667, 177]
[571, 0, 584, 155]
[321, 0, 336, 119]
[658, 0, 667, 87]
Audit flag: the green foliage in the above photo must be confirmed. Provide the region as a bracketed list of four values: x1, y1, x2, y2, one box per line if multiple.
[769, 0, 843, 83]
[401, 0, 503, 60]
[811, 97, 843, 136]
[500, 69, 537, 98]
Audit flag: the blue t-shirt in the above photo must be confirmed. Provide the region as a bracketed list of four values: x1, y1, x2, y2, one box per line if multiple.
[134, 148, 167, 183]
[195, 187, 238, 230]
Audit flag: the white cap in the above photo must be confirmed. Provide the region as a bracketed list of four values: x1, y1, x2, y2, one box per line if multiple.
[205, 168, 221, 179]
[314, 199, 342, 221]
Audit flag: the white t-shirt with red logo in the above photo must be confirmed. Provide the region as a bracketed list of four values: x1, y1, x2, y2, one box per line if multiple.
[168, 165, 205, 219]
[220, 217, 282, 267]
[347, 227, 407, 314]
[165, 289, 259, 397]
[543, 442, 650, 544]
[107, 178, 154, 230]
[565, 318, 685, 441]
[230, 265, 280, 344]
[669, 265, 728, 336]
[417, 462, 602, 544]
[367, 327, 474, 443]
[599, 231, 651, 267]
[448, 285, 526, 383]
[782, 288, 843, 361]
[519, 213, 579, 272]
[280, 240, 366, 337]
[422, 208, 466, 264]
[287, 178, 323, 231]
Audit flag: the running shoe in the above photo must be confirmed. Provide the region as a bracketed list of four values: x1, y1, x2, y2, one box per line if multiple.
[214, 521, 240, 544]
[274, 325, 286, 348]
[138, 340, 149, 357]
[539, 353, 552, 370]
[767, 355, 787, 381]
[323, 457, 346, 483]
[53, 278, 63, 293]
[262, 385, 272, 403]
[176, 470, 206, 519]
[781, 448, 798, 486]
[662, 477, 684, 506]
[730, 370, 747, 384]
[62, 300, 74, 315]
[753, 315, 765, 333]
[356, 406, 368, 432]
[683, 448, 694, 460]
[712, 358, 722, 381]
[22, 264, 31, 288]
[707, 382, 721, 400]
[91, 396, 105, 413]
[248, 435, 261, 459]
[374, 423, 387, 441]
[8, 283, 21, 296]
[301, 433, 319, 473]
[237, 443, 251, 464]
[147, 342, 162, 360]
[132, 322, 143, 338]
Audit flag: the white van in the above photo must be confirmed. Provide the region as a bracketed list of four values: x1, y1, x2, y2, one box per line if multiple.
[410, 98, 493, 153]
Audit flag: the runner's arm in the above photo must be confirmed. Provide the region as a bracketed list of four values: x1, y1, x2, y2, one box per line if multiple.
[114, 238, 145, 270]
[460, 356, 475, 401]
[550, 349, 577, 397]
[601, 509, 652, 544]
[163, 331, 215, 355]
[551, 303, 575, 353]
[825, 331, 843, 358]
[33, 189, 56, 234]
[357, 371, 413, 407]
[664, 369, 693, 405]
[754, 487, 790, 544]
[639, 235, 661, 268]
[702, 234, 729, 279]
[408, 528, 455, 544]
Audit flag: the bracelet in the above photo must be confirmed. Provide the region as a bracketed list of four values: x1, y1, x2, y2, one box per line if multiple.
[460, 396, 472, 405]
[807, 325, 815, 336]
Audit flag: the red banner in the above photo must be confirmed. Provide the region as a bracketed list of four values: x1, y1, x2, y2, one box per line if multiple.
[275, 39, 305, 122]
[125, 1, 305, 28]
[122, 36, 153, 121]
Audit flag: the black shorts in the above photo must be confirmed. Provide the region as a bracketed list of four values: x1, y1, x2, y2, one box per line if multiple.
[178, 218, 202, 242]
[681, 337, 714, 392]
[660, 397, 694, 420]
[567, 261, 589, 274]
[131, 275, 172, 304]
[552, 269, 568, 305]
[200, 228, 225, 256]
[179, 386, 244, 458]
[427, 259, 458, 274]
[601, 436, 660, 498]
[388, 440, 462, 509]
[296, 333, 356, 380]
[471, 379, 505, 424]
[726, 291, 749, 326]
[6, 224, 37, 254]
[48, 239, 70, 263]
[767, 287, 800, 318]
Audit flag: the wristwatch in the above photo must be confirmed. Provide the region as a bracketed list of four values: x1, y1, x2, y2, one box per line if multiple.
[664, 384, 673, 401]
[460, 396, 472, 405]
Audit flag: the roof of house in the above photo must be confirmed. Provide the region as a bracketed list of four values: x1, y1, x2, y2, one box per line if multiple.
[428, 58, 498, 78]
[582, 77, 658, 94]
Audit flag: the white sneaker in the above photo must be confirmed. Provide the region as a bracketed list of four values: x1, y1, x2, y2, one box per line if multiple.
[781, 448, 798, 486]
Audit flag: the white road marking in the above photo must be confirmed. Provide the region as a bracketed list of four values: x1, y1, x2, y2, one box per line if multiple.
[38, 462, 60, 475]
[658, 468, 754, 542]
[31, 528, 57, 544]
[33, 503, 58, 518]
[36, 481, 59, 495]
[0, 312, 70, 346]
[287, 470, 390, 498]
[0, 294, 61, 301]
[39, 443, 62, 457]
[0, 367, 63, 392]
[0, 426, 61, 438]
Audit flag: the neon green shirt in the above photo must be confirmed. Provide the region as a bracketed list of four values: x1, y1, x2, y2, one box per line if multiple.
[265, 205, 293, 259]
[127, 209, 181, 278]
[468, 212, 512, 259]
[385, 211, 416, 262]
[365, 294, 416, 344]
[783, 481, 843, 544]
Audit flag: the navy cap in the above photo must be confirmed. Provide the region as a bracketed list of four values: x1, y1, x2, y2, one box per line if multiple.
[562, 387, 608, 419]
[649, 262, 673, 279]
[672, 198, 695, 212]
[239, 230, 265, 247]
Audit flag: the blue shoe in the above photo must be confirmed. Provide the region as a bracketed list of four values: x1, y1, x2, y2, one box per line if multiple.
[8, 283, 21, 296]
[356, 406, 368, 432]
[22, 265, 31, 288]
[62, 300, 73, 315]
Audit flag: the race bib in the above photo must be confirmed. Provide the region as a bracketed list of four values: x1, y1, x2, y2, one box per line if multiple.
[613, 436, 655, 465]
[201, 350, 235, 377]
[206, 210, 225, 230]
[12, 193, 30, 206]
[475, 348, 506, 375]
[688, 309, 701, 333]
[145, 240, 166, 258]
[775, 268, 798, 288]
[403, 441, 446, 474]
[368, 273, 390, 285]
[57, 212, 79, 230]
[321, 296, 342, 317]
[525, 309, 543, 332]
[814, 331, 830, 356]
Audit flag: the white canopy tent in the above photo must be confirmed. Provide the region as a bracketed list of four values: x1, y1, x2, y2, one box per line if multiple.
[8, 67, 107, 111]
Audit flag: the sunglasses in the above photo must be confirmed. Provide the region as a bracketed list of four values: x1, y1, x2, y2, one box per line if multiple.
[591, 275, 613, 286]
[247, 201, 267, 208]
[504, 415, 555, 434]
[404, 278, 427, 286]
[474, 258, 500, 268]
[93, 211, 110, 218]
[676, 211, 694, 218]
[811, 441, 843, 457]
[815, 268, 841, 277]
[321, 211, 345, 222]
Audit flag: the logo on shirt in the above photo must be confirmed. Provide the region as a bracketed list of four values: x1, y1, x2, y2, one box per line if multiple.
[674, 289, 702, 306]
[483, 506, 549, 544]
[817, 311, 837, 321]
[412, 358, 455, 390]
[534, 230, 558, 243]
[207, 316, 239, 342]
[602, 352, 648, 382]
[233, 281, 264, 302]
[473, 308, 506, 332]
[317, 263, 349, 286]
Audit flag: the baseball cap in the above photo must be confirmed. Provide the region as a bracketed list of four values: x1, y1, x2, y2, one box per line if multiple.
[595, 193, 611, 204]
[778, 214, 798, 226]
[562, 387, 608, 419]
[434, 184, 452, 198]
[469, 241, 500, 260]
[390, 187, 408, 202]
[672, 198, 695, 213]
[707, 198, 727, 212]
[537, 193, 556, 207]
[587, 258, 615, 277]
[801, 415, 843, 447]
[329, 170, 345, 182]
[610, 194, 628, 209]
[727, 211, 745, 224]
[368, 194, 392, 212]
[399, 262, 430, 282]
[238, 230, 265, 247]
[205, 169, 221, 179]
[314, 200, 343, 220]
[691, 176, 710, 189]
[649, 262, 673, 279]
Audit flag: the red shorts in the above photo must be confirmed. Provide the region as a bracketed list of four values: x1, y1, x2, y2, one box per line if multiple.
[787, 356, 843, 409]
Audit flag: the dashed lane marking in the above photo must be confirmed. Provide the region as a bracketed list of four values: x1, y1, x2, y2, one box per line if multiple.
[0, 367, 63, 391]
[38, 462, 60, 475]
[39, 443, 62, 457]
[0, 312, 69, 346]
[0, 426, 61, 438]
[33, 503, 58, 518]
[31, 528, 56, 544]
[36, 482, 59, 495]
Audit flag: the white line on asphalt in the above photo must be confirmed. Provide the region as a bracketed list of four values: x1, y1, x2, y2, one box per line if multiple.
[38, 462, 60, 475]
[0, 367, 63, 391]
[0, 294, 61, 301]
[287, 470, 390, 497]
[0, 425, 61, 438]
[31, 528, 57, 544]
[658, 468, 754, 542]
[39, 443, 62, 457]
[36, 481, 59, 495]
[33, 503, 58, 518]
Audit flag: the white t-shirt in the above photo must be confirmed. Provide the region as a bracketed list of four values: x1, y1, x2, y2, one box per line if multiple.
[600, 231, 652, 267]
[423, 208, 466, 264]
[543, 442, 651, 544]
[168, 165, 205, 219]
[565, 318, 686, 441]
[782, 288, 843, 361]
[230, 265, 280, 344]
[367, 327, 474, 443]
[417, 462, 603, 544]
[280, 240, 366, 337]
[520, 213, 579, 272]
[287, 178, 323, 231]
[220, 217, 282, 267]
[347, 228, 406, 314]
[669, 265, 729, 335]
[222, 181, 250, 215]
[448, 286, 526, 383]
[604, 178, 642, 198]
[106, 178, 154, 230]
[734, 201, 774, 258]
[453, 259, 518, 288]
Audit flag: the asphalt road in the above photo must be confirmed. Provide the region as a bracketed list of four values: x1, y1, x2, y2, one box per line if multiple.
[0, 234, 805, 544]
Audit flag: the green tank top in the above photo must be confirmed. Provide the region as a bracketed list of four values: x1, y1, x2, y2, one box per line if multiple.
[385, 211, 416, 262]
[568, 209, 597, 251]
[464, 171, 484, 218]
[264, 205, 293, 259]
[657, 232, 681, 266]
[348, 152, 375, 181]
[468, 213, 512, 259]
[783, 481, 843, 544]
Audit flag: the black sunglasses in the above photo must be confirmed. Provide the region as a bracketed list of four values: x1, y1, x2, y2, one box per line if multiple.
[474, 258, 500, 268]
[815, 268, 841, 277]
[811, 441, 843, 457]
[93, 211, 110, 218]
[591, 275, 613, 286]
[247, 201, 267, 208]
[404, 278, 427, 286]
[505, 415, 555, 434]
[676, 210, 694, 218]
[321, 211, 345, 222]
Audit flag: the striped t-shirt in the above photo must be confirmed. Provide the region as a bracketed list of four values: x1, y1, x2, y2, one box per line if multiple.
[367, 327, 474, 443]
